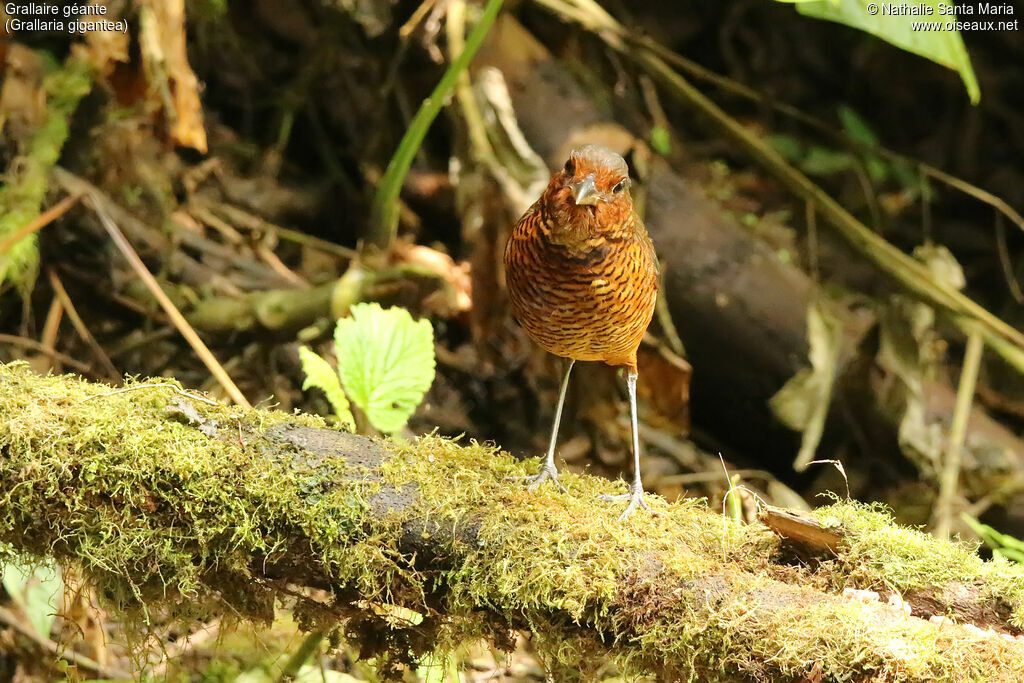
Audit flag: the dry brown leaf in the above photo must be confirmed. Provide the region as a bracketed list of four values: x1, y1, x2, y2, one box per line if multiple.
[393, 242, 473, 314]
[70, 0, 130, 75]
[0, 44, 47, 140]
[138, 0, 207, 152]
[637, 340, 691, 432]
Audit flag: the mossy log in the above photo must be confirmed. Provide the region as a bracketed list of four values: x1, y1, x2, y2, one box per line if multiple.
[3, 362, 1024, 681]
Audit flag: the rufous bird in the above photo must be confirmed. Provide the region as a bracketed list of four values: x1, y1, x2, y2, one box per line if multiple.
[504, 144, 659, 519]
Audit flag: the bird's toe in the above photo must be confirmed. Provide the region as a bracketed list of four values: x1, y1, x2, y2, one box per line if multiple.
[599, 487, 654, 521]
[510, 463, 566, 492]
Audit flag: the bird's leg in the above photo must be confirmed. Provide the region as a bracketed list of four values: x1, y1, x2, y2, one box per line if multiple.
[515, 359, 574, 491]
[600, 368, 652, 520]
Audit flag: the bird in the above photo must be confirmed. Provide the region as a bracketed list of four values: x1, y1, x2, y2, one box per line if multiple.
[504, 144, 659, 519]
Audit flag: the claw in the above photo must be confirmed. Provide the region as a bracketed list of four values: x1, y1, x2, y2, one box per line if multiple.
[599, 487, 653, 521]
[510, 462, 567, 492]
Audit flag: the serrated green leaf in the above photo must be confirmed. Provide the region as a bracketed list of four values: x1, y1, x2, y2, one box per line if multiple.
[2, 559, 61, 639]
[299, 346, 355, 431]
[334, 303, 435, 433]
[789, 0, 979, 103]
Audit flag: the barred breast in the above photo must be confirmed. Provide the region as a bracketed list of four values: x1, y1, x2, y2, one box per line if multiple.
[504, 205, 658, 372]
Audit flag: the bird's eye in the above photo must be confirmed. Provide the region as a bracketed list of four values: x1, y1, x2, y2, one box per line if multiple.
[564, 159, 575, 175]
[612, 179, 629, 193]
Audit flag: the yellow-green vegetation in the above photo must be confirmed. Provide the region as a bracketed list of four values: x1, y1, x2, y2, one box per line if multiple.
[813, 502, 1024, 627]
[300, 302, 436, 433]
[0, 53, 94, 295]
[3, 361, 1024, 681]
[964, 514, 1024, 564]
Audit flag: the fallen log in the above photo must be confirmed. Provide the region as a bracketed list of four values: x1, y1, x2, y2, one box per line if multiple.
[2, 361, 1024, 681]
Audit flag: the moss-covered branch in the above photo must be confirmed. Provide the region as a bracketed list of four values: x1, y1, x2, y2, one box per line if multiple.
[0, 53, 93, 294]
[184, 264, 457, 334]
[3, 362, 1024, 681]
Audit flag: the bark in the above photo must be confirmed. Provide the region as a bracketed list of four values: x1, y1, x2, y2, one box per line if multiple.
[2, 362, 1024, 681]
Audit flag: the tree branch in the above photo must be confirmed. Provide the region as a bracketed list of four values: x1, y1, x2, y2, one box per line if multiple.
[2, 362, 1024, 680]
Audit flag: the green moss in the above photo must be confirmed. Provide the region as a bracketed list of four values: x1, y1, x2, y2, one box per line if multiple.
[813, 501, 1024, 626]
[0, 53, 94, 295]
[2, 362, 1024, 681]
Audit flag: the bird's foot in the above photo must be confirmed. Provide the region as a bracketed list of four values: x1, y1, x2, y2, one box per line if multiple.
[599, 487, 653, 521]
[509, 462, 567, 492]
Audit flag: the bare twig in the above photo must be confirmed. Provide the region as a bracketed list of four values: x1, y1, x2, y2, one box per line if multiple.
[203, 201, 359, 260]
[82, 383, 219, 405]
[46, 269, 121, 382]
[84, 196, 252, 408]
[0, 605, 131, 680]
[659, 468, 777, 485]
[994, 212, 1024, 304]
[0, 194, 81, 255]
[148, 619, 222, 677]
[636, 422, 705, 471]
[39, 295, 65, 373]
[255, 243, 311, 289]
[805, 201, 819, 282]
[651, 290, 686, 358]
[448, 0, 496, 165]
[933, 331, 985, 539]
[0, 334, 92, 373]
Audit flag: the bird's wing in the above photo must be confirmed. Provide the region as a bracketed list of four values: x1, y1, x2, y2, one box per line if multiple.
[633, 212, 661, 282]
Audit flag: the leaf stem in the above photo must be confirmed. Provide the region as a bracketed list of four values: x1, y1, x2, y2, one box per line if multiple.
[368, 0, 505, 249]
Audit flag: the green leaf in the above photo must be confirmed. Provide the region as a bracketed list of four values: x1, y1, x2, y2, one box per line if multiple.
[767, 134, 805, 162]
[800, 146, 856, 176]
[837, 105, 879, 148]
[789, 0, 979, 104]
[961, 513, 1024, 564]
[299, 346, 355, 431]
[334, 303, 436, 433]
[368, 0, 505, 247]
[650, 126, 672, 155]
[2, 559, 61, 639]
[837, 105, 890, 182]
[998, 548, 1024, 564]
